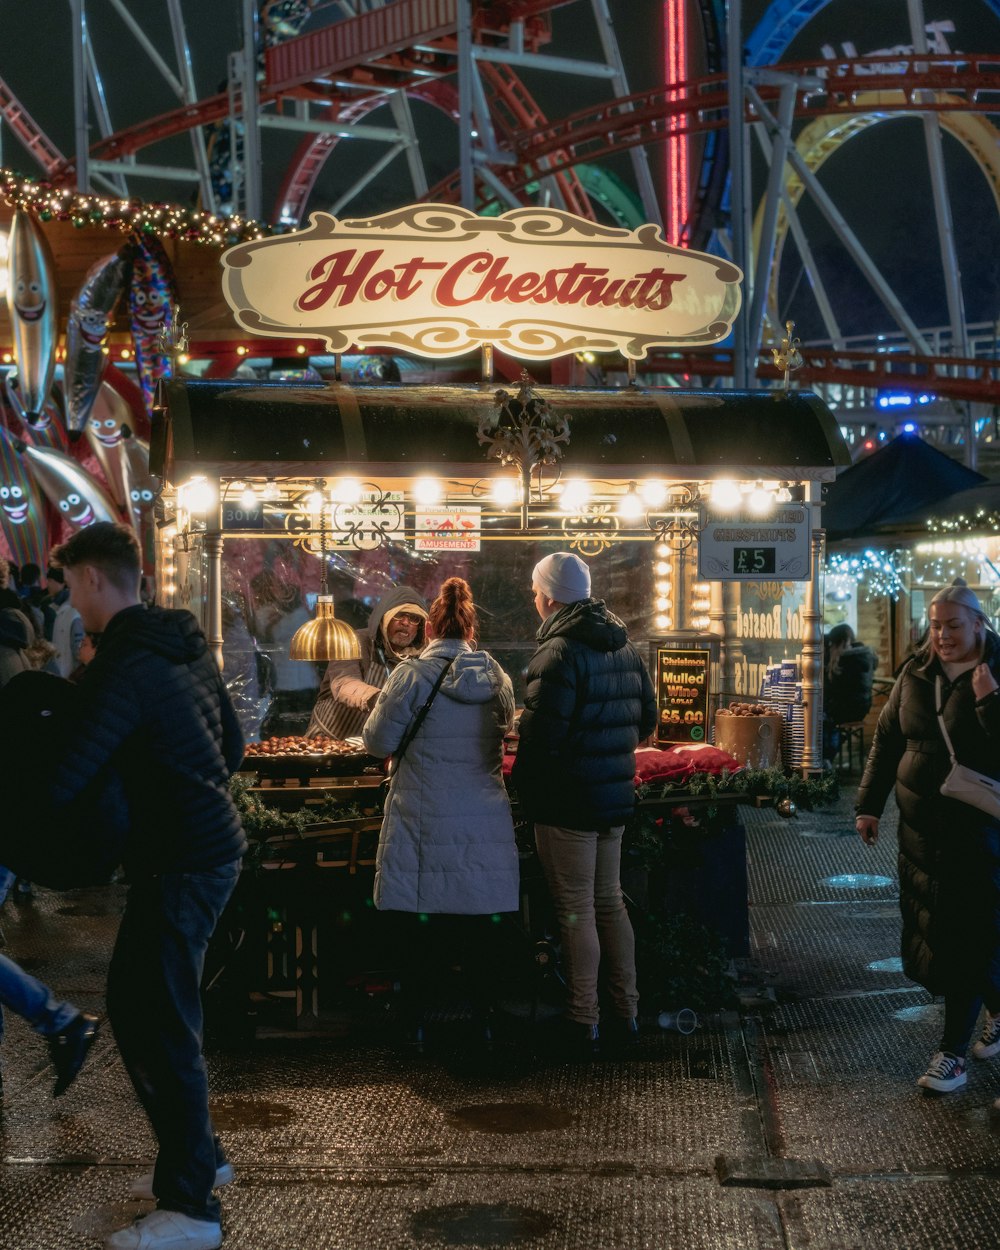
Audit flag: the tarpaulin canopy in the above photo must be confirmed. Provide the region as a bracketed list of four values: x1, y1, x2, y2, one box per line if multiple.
[822, 433, 985, 542]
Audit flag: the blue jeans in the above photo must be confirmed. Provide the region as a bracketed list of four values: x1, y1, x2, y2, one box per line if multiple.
[107, 862, 240, 1223]
[0, 951, 79, 1045]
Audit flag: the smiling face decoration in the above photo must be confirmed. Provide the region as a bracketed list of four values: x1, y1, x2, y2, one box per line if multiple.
[18, 440, 120, 532]
[0, 481, 30, 524]
[65, 245, 133, 434]
[5, 211, 58, 420]
[129, 235, 177, 414]
[56, 490, 96, 528]
[89, 413, 124, 448]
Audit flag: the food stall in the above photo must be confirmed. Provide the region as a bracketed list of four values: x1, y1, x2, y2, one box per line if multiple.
[149, 206, 850, 1029]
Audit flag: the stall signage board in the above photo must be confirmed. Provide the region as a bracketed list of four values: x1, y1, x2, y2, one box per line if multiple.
[698, 506, 811, 581]
[222, 502, 264, 530]
[656, 647, 711, 744]
[415, 507, 481, 551]
[221, 204, 742, 361]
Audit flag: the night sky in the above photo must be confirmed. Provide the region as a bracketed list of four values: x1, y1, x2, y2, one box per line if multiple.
[1, 0, 999, 341]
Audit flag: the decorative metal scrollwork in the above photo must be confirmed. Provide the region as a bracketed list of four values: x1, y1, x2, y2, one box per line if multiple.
[649, 484, 707, 551]
[478, 371, 570, 531]
[561, 504, 619, 556]
[284, 484, 404, 553]
[771, 319, 802, 393]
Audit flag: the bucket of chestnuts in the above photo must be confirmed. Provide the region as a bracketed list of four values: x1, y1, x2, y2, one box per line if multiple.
[713, 701, 784, 769]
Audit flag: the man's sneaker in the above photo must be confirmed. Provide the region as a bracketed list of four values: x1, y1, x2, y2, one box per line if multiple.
[129, 1163, 235, 1202]
[48, 1012, 100, 1097]
[916, 1051, 967, 1092]
[972, 1012, 1000, 1060]
[105, 1209, 222, 1250]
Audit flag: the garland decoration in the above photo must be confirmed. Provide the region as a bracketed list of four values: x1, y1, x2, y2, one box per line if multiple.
[0, 168, 271, 246]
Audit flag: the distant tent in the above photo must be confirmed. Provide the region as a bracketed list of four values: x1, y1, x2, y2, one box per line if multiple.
[823, 433, 985, 541]
[883, 479, 1000, 533]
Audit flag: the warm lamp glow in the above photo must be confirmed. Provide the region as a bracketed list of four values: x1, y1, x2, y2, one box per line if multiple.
[289, 596, 362, 662]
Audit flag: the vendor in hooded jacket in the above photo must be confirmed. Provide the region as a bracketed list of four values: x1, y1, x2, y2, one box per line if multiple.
[307, 585, 428, 740]
[856, 578, 1000, 1104]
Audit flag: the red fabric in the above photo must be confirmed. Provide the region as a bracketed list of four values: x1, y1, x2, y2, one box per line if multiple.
[502, 744, 741, 785]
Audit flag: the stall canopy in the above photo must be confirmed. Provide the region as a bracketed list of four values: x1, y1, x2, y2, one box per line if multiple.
[155, 381, 851, 481]
[822, 433, 985, 542]
[878, 479, 1000, 534]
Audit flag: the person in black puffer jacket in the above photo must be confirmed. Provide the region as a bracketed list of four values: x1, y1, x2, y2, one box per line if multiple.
[856, 579, 1000, 1105]
[512, 552, 656, 1057]
[47, 523, 246, 1250]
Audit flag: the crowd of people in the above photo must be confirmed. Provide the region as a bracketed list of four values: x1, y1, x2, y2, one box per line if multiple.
[2, 528, 1000, 1248]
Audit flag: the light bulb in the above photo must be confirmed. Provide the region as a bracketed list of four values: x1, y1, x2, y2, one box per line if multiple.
[748, 484, 773, 515]
[331, 478, 363, 504]
[239, 486, 258, 510]
[413, 476, 442, 505]
[618, 489, 644, 520]
[641, 480, 668, 508]
[262, 479, 280, 501]
[561, 479, 590, 511]
[184, 477, 215, 513]
[491, 477, 520, 507]
[306, 489, 324, 514]
[655, 614, 671, 630]
[655, 561, 671, 576]
[710, 479, 741, 510]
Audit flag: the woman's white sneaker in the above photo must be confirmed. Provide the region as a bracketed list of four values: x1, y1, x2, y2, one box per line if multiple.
[916, 1051, 967, 1092]
[129, 1163, 234, 1202]
[972, 1012, 1000, 1059]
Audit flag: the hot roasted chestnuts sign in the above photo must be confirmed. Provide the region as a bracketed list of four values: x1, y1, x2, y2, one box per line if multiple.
[220, 204, 742, 361]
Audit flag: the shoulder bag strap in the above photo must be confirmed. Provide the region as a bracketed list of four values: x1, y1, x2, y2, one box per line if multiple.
[935, 675, 959, 764]
[390, 654, 456, 772]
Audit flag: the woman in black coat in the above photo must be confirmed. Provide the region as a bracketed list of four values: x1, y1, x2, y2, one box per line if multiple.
[856, 579, 1000, 1099]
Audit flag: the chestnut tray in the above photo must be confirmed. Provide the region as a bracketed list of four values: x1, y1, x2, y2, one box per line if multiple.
[239, 751, 383, 780]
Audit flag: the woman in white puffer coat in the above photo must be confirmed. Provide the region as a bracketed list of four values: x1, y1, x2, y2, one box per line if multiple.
[363, 576, 518, 915]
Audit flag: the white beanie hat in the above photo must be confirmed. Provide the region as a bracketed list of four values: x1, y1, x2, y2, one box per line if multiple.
[532, 552, 591, 604]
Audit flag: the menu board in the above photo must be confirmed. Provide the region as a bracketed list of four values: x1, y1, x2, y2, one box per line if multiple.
[655, 647, 711, 744]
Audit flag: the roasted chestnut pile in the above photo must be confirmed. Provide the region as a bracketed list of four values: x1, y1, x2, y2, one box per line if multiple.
[718, 702, 772, 717]
[244, 735, 362, 757]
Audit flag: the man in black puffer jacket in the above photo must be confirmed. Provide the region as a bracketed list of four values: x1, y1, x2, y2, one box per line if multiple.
[49, 523, 246, 1250]
[513, 552, 656, 1056]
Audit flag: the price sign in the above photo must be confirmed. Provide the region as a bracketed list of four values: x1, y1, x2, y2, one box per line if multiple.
[698, 506, 811, 581]
[655, 647, 711, 745]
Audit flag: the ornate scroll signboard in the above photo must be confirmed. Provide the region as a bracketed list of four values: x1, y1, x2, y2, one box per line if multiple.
[220, 205, 742, 360]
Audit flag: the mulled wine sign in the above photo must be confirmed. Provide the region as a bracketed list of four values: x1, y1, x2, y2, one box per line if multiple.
[220, 205, 742, 361]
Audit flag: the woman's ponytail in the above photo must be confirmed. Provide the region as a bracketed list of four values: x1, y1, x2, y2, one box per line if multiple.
[429, 576, 479, 641]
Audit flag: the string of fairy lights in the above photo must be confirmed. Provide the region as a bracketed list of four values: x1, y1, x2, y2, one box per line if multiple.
[0, 168, 271, 245]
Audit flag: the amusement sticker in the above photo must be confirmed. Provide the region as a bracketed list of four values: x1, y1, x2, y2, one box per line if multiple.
[220, 204, 742, 361]
[415, 507, 482, 551]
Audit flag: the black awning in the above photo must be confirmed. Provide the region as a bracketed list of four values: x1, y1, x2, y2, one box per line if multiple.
[154, 379, 850, 480]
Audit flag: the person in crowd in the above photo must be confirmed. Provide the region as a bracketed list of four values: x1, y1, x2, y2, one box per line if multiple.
[11, 561, 45, 640]
[44, 565, 84, 678]
[308, 586, 428, 739]
[46, 523, 246, 1250]
[0, 557, 21, 613]
[363, 577, 517, 1042]
[68, 631, 98, 684]
[0, 607, 31, 687]
[250, 571, 320, 739]
[856, 579, 1000, 1104]
[822, 622, 878, 763]
[0, 952, 99, 1102]
[512, 552, 657, 1057]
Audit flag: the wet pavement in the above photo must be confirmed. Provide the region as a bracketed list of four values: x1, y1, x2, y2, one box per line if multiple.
[3, 786, 1000, 1249]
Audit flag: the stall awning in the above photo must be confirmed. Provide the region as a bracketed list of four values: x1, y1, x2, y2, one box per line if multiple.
[155, 380, 850, 481]
[823, 433, 986, 542]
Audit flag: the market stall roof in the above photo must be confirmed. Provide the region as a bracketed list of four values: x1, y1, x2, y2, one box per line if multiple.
[822, 433, 986, 542]
[875, 479, 1000, 536]
[155, 380, 850, 481]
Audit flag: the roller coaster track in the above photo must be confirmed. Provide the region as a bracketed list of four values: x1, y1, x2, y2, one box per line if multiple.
[643, 346, 1000, 405]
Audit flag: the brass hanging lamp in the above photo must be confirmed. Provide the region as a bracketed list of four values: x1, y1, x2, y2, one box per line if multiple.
[288, 484, 362, 662]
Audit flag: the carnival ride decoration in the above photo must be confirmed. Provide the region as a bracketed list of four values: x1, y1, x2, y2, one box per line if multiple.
[8, 434, 120, 532]
[5, 210, 58, 423]
[84, 381, 133, 511]
[65, 245, 134, 436]
[127, 235, 178, 416]
[0, 425, 47, 569]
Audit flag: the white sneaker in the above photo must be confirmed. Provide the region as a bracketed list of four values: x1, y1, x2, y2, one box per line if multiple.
[130, 1163, 235, 1202]
[972, 1012, 1000, 1060]
[105, 1209, 223, 1249]
[916, 1050, 967, 1092]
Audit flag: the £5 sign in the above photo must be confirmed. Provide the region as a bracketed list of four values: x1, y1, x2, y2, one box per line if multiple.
[220, 204, 742, 361]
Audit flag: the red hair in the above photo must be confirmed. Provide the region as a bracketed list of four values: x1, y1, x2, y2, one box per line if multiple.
[429, 576, 478, 641]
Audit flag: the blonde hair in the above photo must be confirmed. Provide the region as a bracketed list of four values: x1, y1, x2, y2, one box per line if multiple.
[929, 578, 990, 627]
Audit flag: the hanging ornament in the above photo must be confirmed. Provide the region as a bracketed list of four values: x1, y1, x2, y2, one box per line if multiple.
[776, 798, 797, 818]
